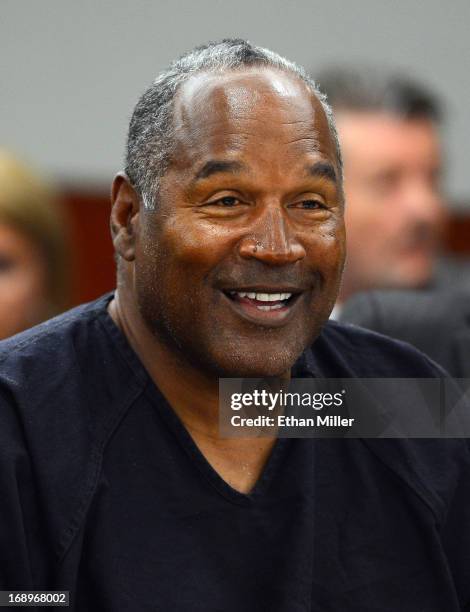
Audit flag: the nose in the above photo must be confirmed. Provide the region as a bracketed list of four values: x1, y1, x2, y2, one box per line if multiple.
[238, 205, 306, 265]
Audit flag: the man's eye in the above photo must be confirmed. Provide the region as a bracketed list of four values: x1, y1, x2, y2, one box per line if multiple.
[201, 195, 246, 214]
[215, 196, 238, 207]
[295, 200, 325, 210]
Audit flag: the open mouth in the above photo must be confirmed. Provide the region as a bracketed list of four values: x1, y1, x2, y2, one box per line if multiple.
[228, 290, 296, 310]
[222, 289, 302, 325]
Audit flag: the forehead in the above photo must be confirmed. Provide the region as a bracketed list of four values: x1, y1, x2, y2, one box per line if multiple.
[335, 112, 441, 161]
[170, 67, 337, 167]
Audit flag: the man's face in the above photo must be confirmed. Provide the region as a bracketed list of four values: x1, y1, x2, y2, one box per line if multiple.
[134, 68, 345, 377]
[336, 112, 444, 298]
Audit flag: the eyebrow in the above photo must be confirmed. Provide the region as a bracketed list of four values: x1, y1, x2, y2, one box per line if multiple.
[193, 158, 338, 185]
[194, 160, 247, 181]
[306, 161, 338, 185]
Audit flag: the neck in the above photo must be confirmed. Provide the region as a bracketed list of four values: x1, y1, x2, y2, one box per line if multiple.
[108, 281, 289, 494]
[109, 285, 231, 437]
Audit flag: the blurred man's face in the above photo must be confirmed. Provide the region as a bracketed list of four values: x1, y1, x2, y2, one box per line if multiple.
[134, 68, 345, 377]
[336, 112, 445, 300]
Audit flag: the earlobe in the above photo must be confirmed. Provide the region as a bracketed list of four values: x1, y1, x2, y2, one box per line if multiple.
[110, 172, 140, 262]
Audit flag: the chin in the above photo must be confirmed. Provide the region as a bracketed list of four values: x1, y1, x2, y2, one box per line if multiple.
[391, 254, 435, 286]
[225, 363, 291, 378]
[385, 267, 434, 289]
[208, 343, 305, 379]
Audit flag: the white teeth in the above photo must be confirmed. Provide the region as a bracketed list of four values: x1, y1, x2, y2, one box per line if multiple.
[256, 303, 284, 311]
[234, 291, 293, 302]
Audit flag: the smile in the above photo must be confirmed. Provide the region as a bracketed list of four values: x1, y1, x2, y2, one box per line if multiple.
[231, 291, 293, 310]
[222, 288, 302, 326]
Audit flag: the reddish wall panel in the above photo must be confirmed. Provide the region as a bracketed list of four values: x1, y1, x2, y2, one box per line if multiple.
[60, 189, 115, 306]
[443, 215, 470, 255]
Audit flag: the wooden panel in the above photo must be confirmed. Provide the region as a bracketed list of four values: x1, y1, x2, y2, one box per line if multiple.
[443, 214, 470, 255]
[60, 188, 115, 306]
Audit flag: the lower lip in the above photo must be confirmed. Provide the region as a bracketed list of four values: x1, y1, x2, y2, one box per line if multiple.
[222, 292, 301, 326]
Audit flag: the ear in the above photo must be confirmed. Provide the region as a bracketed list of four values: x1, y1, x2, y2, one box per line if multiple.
[110, 172, 140, 262]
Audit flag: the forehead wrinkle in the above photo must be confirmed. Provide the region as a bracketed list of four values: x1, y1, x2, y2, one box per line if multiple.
[285, 134, 320, 146]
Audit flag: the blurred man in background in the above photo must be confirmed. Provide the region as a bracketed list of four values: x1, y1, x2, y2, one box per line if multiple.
[316, 67, 449, 309]
[0, 150, 69, 338]
[317, 68, 470, 372]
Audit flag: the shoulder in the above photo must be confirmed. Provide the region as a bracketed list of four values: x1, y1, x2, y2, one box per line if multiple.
[338, 290, 470, 377]
[0, 292, 143, 432]
[0, 293, 145, 561]
[0, 293, 112, 379]
[340, 289, 470, 335]
[0, 293, 145, 397]
[313, 318, 447, 377]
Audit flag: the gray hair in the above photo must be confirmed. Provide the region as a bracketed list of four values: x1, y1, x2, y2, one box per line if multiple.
[125, 38, 342, 210]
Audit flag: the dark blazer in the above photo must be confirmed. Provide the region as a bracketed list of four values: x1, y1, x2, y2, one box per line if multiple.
[340, 289, 470, 378]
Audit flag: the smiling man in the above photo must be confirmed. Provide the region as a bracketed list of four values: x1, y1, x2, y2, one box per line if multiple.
[108, 57, 345, 496]
[1, 40, 470, 611]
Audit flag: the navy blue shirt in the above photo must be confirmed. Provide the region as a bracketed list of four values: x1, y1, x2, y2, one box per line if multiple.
[1, 293, 469, 611]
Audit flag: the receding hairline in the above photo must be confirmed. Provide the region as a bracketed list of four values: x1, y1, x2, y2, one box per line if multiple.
[173, 65, 330, 119]
[175, 63, 317, 96]
[170, 65, 340, 168]
[125, 38, 343, 210]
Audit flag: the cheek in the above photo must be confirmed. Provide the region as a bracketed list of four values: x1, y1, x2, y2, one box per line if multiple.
[136, 218, 232, 321]
[345, 203, 397, 243]
[151, 216, 236, 277]
[306, 220, 346, 272]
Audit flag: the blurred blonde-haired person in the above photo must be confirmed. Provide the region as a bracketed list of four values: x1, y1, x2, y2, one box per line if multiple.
[0, 151, 69, 339]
